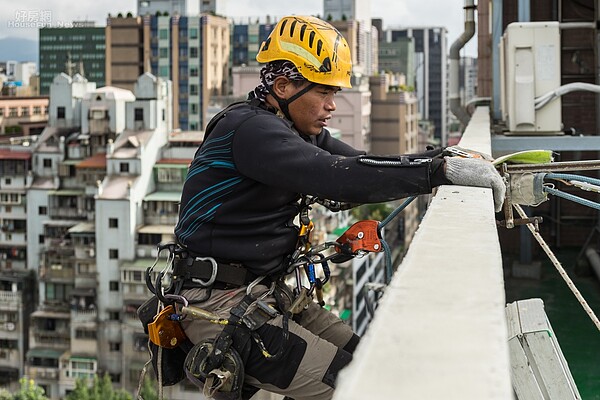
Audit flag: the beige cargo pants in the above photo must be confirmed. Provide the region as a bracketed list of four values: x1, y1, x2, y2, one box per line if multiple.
[180, 282, 358, 400]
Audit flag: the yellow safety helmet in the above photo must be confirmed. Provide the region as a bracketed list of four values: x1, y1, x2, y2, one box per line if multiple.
[256, 15, 352, 88]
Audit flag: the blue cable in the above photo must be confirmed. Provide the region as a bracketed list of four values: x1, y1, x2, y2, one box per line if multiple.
[545, 173, 600, 187]
[379, 196, 417, 229]
[543, 186, 600, 211]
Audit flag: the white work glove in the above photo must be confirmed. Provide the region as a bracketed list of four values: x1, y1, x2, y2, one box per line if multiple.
[444, 156, 506, 212]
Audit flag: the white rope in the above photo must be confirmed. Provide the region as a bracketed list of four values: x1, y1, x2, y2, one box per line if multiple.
[514, 204, 600, 332]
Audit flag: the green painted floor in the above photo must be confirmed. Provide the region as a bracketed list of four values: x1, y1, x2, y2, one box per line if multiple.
[504, 249, 600, 399]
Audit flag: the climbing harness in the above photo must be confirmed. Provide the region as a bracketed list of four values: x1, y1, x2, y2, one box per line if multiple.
[138, 244, 292, 400]
[137, 180, 425, 399]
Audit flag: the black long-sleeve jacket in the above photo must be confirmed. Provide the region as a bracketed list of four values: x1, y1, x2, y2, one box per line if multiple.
[175, 99, 450, 276]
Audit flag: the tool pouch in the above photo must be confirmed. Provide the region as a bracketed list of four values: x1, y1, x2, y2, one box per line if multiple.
[138, 296, 192, 386]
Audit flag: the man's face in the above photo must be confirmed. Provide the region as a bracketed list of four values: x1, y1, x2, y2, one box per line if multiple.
[288, 82, 340, 136]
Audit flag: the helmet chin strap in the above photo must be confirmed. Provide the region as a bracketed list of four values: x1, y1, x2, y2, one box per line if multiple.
[264, 77, 316, 122]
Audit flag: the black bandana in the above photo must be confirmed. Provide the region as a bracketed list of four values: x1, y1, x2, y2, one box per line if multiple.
[253, 60, 306, 102]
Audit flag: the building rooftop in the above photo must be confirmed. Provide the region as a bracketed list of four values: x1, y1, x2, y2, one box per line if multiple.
[112, 130, 153, 158]
[30, 177, 57, 190]
[76, 153, 107, 169]
[86, 86, 135, 102]
[156, 158, 192, 165]
[0, 149, 31, 160]
[98, 175, 139, 200]
[168, 130, 204, 144]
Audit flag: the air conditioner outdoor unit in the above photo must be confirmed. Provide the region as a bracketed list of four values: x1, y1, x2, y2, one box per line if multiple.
[500, 21, 562, 135]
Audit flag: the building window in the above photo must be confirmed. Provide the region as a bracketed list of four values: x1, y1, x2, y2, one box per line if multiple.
[189, 28, 198, 39]
[190, 67, 198, 77]
[33, 106, 41, 115]
[190, 103, 198, 114]
[190, 85, 198, 96]
[190, 47, 198, 58]
[43, 158, 52, 168]
[39, 235, 44, 244]
[109, 342, 121, 351]
[162, 109, 165, 121]
[138, 233, 161, 245]
[8, 108, 18, 117]
[109, 249, 119, 259]
[134, 108, 143, 121]
[0, 108, 4, 116]
[75, 329, 97, 339]
[109, 281, 119, 291]
[21, 107, 29, 116]
[109, 218, 118, 228]
[57, 106, 65, 119]
[157, 168, 182, 183]
[4, 178, 11, 185]
[109, 311, 120, 321]
[119, 163, 129, 173]
[39, 206, 47, 215]
[159, 29, 168, 40]
[159, 66, 169, 77]
[159, 48, 168, 59]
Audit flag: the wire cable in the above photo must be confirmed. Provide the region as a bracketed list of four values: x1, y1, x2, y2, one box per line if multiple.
[514, 204, 600, 332]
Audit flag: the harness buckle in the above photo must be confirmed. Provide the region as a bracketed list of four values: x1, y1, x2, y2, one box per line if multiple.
[190, 256, 218, 287]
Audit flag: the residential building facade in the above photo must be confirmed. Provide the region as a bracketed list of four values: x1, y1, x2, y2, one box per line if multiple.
[0, 71, 201, 399]
[148, 14, 230, 130]
[0, 97, 49, 137]
[105, 16, 146, 93]
[230, 20, 274, 67]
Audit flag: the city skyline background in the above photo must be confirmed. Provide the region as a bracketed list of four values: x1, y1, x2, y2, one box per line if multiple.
[0, 0, 478, 56]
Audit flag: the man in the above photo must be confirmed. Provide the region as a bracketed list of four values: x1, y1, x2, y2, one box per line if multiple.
[174, 15, 504, 400]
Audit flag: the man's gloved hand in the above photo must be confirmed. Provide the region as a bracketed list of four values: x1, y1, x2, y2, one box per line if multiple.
[444, 156, 506, 212]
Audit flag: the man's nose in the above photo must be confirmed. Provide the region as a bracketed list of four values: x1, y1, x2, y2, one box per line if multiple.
[325, 97, 336, 111]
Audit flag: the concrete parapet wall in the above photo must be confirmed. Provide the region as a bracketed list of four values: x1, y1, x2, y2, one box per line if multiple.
[334, 107, 513, 399]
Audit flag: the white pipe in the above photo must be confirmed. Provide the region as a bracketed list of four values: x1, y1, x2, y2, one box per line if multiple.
[449, 0, 476, 126]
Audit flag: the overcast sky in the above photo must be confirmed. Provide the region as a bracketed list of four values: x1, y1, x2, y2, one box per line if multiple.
[0, 0, 477, 55]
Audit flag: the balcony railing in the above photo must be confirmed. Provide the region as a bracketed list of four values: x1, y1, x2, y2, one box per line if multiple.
[25, 366, 59, 380]
[0, 291, 21, 306]
[72, 308, 97, 322]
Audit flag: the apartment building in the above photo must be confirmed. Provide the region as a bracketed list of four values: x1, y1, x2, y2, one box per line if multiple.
[6, 71, 202, 399]
[230, 19, 274, 67]
[105, 16, 146, 93]
[0, 97, 49, 137]
[0, 139, 37, 392]
[145, 14, 230, 130]
[369, 73, 421, 250]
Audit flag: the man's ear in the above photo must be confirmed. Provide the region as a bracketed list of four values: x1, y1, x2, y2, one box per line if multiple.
[271, 76, 291, 99]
